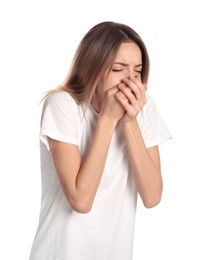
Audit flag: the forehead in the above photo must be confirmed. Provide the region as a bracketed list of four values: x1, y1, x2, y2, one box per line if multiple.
[114, 42, 142, 63]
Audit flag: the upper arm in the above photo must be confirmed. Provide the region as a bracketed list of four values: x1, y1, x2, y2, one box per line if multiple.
[49, 137, 81, 203]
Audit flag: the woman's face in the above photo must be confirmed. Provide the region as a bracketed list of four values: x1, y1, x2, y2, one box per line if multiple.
[95, 41, 142, 105]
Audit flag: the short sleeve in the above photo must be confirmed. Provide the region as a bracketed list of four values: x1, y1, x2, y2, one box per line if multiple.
[139, 95, 172, 148]
[40, 91, 79, 151]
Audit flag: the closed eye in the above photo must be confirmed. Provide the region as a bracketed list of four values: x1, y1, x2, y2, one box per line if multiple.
[112, 69, 123, 72]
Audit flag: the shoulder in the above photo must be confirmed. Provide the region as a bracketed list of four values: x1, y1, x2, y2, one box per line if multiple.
[43, 91, 78, 111]
[44, 91, 77, 105]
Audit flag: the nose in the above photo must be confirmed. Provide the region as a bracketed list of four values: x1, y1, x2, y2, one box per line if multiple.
[127, 71, 140, 79]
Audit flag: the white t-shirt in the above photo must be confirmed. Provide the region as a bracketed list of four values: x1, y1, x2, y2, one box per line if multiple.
[29, 91, 171, 260]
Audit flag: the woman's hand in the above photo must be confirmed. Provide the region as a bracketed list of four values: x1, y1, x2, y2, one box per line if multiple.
[115, 76, 147, 123]
[100, 86, 125, 123]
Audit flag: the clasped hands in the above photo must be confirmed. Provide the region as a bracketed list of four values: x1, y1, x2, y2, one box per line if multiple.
[101, 77, 147, 124]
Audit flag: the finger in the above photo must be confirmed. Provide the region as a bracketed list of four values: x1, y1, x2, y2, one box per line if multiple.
[121, 78, 143, 101]
[117, 85, 144, 115]
[116, 84, 130, 102]
[116, 91, 143, 119]
[118, 84, 136, 104]
[119, 79, 147, 111]
[124, 77, 147, 105]
[105, 86, 120, 97]
[116, 91, 132, 109]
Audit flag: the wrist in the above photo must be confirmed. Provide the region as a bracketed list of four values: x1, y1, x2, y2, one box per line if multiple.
[98, 114, 118, 129]
[121, 117, 138, 128]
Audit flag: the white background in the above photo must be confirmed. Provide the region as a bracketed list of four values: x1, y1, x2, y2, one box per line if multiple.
[0, 0, 210, 259]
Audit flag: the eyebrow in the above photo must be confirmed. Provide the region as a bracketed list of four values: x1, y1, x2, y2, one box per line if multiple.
[113, 62, 142, 67]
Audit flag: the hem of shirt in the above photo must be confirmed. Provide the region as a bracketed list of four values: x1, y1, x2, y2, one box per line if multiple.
[145, 135, 172, 148]
[40, 130, 78, 151]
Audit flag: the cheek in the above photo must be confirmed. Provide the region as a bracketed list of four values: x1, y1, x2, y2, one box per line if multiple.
[98, 80, 114, 94]
[105, 75, 123, 89]
[95, 82, 109, 98]
[98, 74, 123, 95]
[103, 80, 114, 91]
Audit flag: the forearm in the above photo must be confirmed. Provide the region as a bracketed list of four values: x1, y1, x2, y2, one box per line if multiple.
[74, 115, 117, 211]
[122, 119, 163, 208]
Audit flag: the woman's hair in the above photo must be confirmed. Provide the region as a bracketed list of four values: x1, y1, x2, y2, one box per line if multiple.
[43, 21, 150, 105]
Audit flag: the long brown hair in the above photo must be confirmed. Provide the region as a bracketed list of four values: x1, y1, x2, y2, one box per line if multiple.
[42, 21, 150, 105]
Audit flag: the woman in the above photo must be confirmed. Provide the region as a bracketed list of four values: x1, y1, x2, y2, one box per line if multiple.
[29, 21, 171, 260]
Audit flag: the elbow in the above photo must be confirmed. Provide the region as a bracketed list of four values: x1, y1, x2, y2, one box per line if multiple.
[72, 204, 92, 214]
[142, 181, 163, 209]
[142, 193, 162, 209]
[69, 198, 93, 214]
